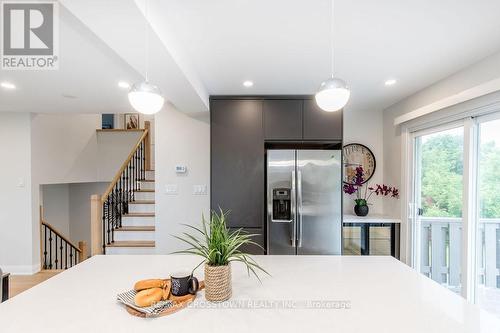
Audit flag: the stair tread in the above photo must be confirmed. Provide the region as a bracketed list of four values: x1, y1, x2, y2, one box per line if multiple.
[135, 189, 155, 193]
[107, 241, 155, 248]
[116, 226, 155, 232]
[129, 200, 155, 204]
[123, 212, 155, 217]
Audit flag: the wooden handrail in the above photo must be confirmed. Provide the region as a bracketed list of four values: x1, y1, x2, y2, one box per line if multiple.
[101, 129, 149, 202]
[41, 220, 82, 253]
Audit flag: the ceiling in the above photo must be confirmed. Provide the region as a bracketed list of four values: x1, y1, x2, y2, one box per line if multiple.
[150, 0, 500, 112]
[2, 0, 500, 114]
[0, 6, 142, 113]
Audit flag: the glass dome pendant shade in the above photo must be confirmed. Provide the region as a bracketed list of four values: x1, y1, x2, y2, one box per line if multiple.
[315, 77, 350, 112]
[128, 81, 165, 115]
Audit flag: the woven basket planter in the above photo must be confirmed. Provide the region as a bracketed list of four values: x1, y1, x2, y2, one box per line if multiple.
[204, 263, 232, 302]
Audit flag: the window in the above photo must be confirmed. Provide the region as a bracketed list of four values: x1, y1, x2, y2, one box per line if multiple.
[413, 126, 464, 294]
[476, 116, 500, 317]
[409, 113, 500, 319]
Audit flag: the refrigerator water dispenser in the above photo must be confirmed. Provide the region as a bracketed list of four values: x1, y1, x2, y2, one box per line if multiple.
[272, 188, 291, 222]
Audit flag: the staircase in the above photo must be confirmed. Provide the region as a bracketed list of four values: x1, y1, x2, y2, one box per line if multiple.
[98, 123, 156, 255]
[40, 216, 87, 270]
[106, 170, 156, 254]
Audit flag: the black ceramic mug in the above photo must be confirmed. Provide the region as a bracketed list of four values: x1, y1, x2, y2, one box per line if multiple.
[171, 272, 199, 296]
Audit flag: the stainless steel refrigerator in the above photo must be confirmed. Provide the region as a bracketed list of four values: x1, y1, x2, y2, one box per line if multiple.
[267, 149, 342, 255]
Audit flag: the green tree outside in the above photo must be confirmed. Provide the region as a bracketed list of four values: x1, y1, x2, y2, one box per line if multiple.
[421, 133, 500, 218]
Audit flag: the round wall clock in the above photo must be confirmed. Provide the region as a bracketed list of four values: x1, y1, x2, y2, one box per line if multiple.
[343, 143, 376, 184]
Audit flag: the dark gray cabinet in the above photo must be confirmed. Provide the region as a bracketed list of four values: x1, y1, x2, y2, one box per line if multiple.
[303, 99, 343, 140]
[264, 99, 303, 140]
[210, 99, 264, 229]
[211, 96, 343, 253]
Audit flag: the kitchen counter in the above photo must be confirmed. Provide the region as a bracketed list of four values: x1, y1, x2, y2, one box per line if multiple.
[343, 214, 401, 223]
[0, 255, 498, 332]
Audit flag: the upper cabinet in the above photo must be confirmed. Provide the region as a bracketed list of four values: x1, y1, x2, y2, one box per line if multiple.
[303, 99, 343, 141]
[210, 99, 264, 229]
[264, 99, 303, 140]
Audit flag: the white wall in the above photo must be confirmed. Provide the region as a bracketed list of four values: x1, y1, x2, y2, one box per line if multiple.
[41, 184, 70, 236]
[97, 130, 145, 180]
[0, 113, 141, 273]
[114, 113, 156, 168]
[69, 182, 109, 249]
[0, 113, 36, 274]
[31, 114, 101, 184]
[31, 113, 142, 185]
[383, 49, 500, 218]
[40, 182, 108, 249]
[155, 104, 210, 253]
[343, 107, 385, 215]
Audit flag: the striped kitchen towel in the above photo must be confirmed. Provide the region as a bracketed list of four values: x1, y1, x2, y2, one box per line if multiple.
[117, 289, 173, 317]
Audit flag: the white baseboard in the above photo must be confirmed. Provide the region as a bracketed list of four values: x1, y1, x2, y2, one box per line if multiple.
[1, 263, 40, 275]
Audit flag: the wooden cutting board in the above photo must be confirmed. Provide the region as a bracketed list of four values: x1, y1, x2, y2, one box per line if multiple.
[126, 280, 205, 318]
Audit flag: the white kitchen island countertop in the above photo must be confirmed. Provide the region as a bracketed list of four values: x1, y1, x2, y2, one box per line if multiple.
[1, 255, 498, 332]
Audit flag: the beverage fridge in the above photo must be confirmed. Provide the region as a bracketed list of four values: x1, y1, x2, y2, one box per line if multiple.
[267, 149, 342, 255]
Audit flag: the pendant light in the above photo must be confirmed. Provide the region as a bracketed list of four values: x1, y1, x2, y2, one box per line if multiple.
[128, 0, 165, 115]
[315, 0, 350, 112]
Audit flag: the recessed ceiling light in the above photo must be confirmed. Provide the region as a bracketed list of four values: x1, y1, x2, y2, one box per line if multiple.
[384, 79, 397, 86]
[243, 80, 254, 88]
[1, 81, 16, 90]
[118, 81, 130, 89]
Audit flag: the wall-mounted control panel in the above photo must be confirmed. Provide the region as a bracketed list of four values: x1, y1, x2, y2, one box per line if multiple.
[175, 165, 187, 174]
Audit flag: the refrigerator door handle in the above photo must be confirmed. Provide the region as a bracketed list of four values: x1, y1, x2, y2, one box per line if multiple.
[297, 170, 303, 248]
[291, 170, 296, 247]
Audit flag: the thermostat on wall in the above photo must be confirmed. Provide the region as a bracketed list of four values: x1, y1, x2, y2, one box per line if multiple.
[175, 165, 187, 174]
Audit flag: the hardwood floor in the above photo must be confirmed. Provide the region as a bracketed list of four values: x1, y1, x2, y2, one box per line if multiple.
[9, 270, 61, 298]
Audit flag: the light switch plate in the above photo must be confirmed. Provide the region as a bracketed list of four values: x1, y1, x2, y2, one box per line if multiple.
[193, 185, 207, 195]
[165, 184, 178, 195]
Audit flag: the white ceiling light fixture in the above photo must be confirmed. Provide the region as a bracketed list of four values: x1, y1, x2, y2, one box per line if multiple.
[315, 0, 350, 112]
[1, 81, 16, 90]
[118, 81, 130, 89]
[128, 0, 165, 115]
[385, 79, 397, 86]
[243, 80, 254, 87]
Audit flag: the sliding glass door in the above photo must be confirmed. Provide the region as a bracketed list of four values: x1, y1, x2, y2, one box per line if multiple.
[410, 113, 500, 318]
[476, 115, 500, 317]
[413, 126, 464, 294]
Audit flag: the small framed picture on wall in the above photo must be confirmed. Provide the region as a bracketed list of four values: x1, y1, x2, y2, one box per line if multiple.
[124, 113, 140, 129]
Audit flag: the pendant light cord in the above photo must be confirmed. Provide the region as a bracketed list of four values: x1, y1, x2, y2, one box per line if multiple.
[144, 0, 149, 82]
[330, 0, 334, 78]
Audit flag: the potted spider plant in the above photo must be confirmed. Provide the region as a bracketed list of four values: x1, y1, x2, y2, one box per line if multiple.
[173, 209, 268, 302]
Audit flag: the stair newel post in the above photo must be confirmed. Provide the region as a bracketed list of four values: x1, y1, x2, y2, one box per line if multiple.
[91, 194, 103, 255]
[78, 241, 87, 263]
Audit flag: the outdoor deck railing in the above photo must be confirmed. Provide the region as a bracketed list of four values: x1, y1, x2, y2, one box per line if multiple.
[419, 217, 500, 290]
